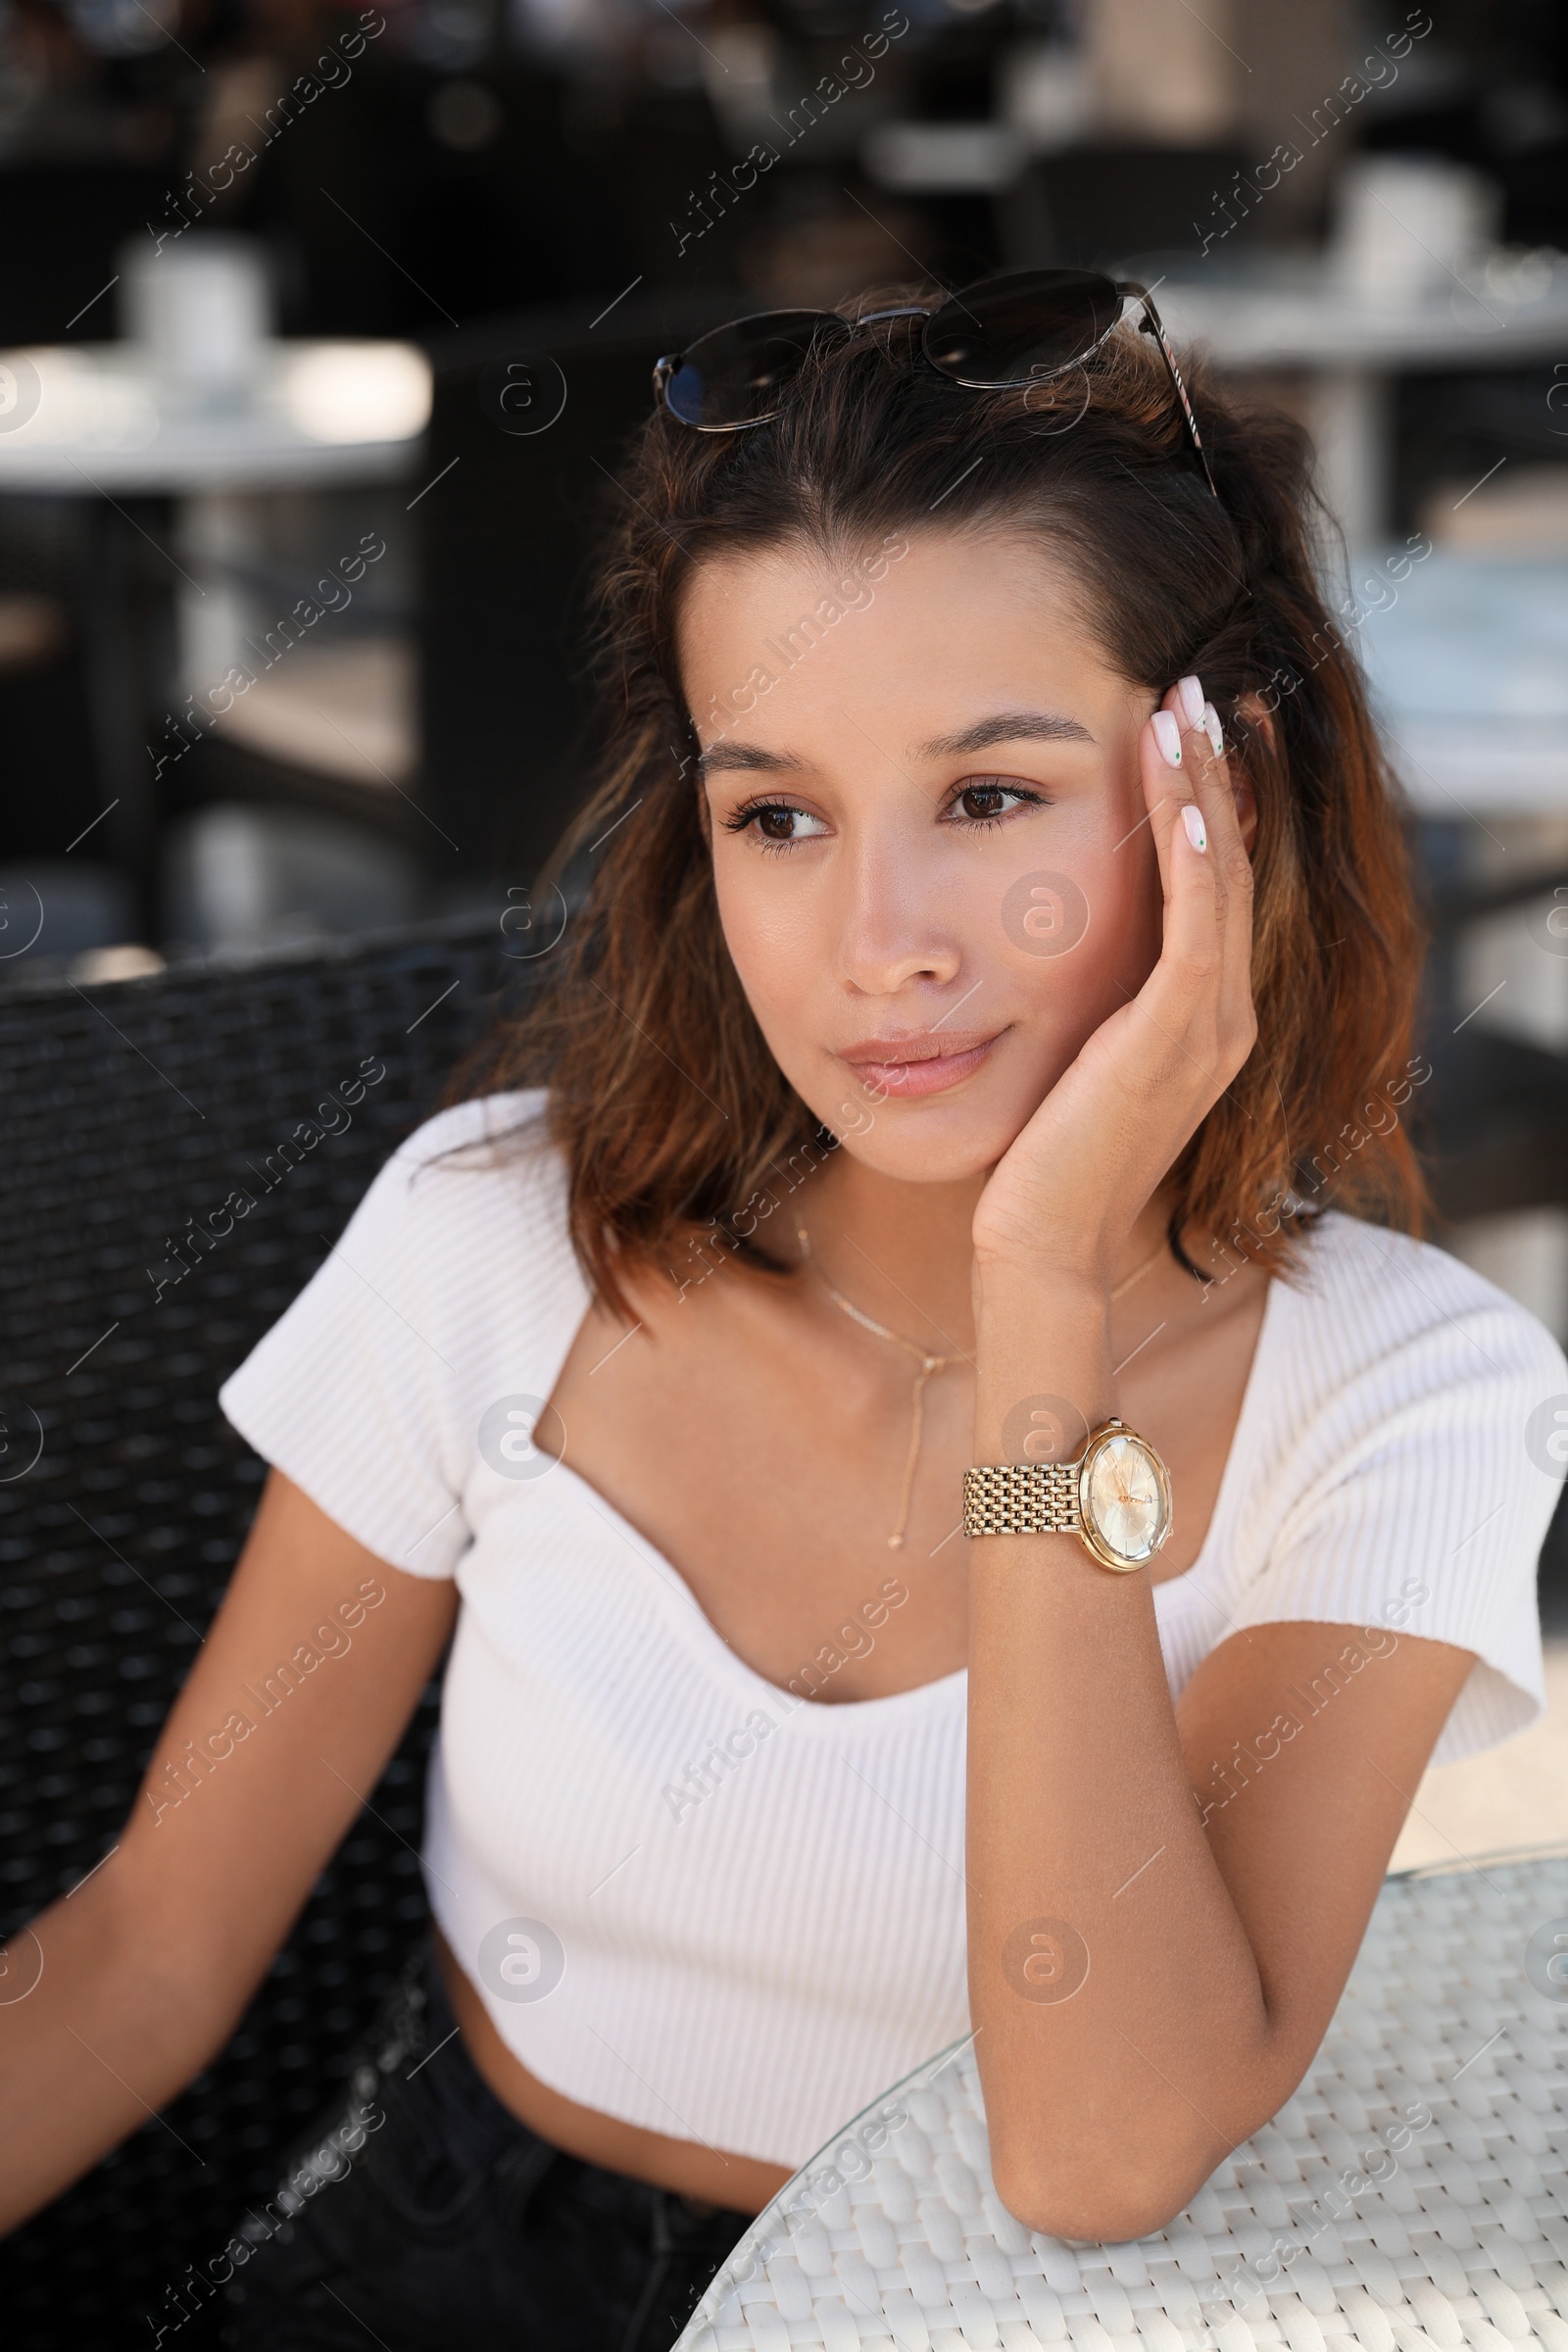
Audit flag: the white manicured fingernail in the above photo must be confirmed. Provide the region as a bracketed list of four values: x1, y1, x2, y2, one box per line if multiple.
[1201, 701, 1224, 758]
[1178, 675, 1204, 726]
[1182, 804, 1207, 853]
[1152, 710, 1183, 767]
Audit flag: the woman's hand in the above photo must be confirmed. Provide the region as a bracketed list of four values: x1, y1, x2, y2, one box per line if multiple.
[970, 677, 1257, 1286]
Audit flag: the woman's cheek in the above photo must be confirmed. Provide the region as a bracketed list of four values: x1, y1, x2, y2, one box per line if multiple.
[992, 842, 1152, 1021]
[996, 864, 1093, 962]
[711, 859, 828, 1078]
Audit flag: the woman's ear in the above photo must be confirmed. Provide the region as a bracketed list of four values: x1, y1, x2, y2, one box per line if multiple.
[1237, 691, 1277, 756]
[1226, 692, 1273, 858]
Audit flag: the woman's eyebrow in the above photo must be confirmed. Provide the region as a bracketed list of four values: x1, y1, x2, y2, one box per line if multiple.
[917, 710, 1095, 758]
[697, 709, 1092, 776]
[697, 743, 799, 775]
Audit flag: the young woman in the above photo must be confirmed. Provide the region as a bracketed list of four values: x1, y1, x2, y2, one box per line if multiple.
[5, 270, 1563, 2351]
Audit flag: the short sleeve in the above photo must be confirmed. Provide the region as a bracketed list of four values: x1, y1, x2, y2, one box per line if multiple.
[219, 1090, 574, 1580]
[1232, 1227, 1567, 1768]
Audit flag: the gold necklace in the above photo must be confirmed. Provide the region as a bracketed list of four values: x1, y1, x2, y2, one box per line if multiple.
[797, 1225, 1171, 1549]
[1110, 1230, 1171, 1302]
[797, 1226, 954, 1551]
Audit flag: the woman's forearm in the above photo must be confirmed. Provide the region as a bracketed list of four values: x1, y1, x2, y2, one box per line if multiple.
[966, 1265, 1274, 2241]
[0, 1860, 238, 2231]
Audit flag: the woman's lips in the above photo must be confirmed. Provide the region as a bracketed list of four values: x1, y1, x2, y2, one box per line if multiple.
[839, 1032, 1003, 1098]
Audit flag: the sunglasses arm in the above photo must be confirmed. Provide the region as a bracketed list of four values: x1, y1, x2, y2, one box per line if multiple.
[1115, 280, 1220, 502]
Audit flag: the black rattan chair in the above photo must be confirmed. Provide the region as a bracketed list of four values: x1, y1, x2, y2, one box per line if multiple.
[0, 919, 533, 2349]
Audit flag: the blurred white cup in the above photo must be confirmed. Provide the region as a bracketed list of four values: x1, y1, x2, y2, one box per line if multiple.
[119, 234, 273, 407]
[1329, 156, 1502, 302]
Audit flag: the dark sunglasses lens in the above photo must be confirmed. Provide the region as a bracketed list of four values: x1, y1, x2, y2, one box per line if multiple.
[664, 311, 849, 426]
[922, 270, 1123, 385]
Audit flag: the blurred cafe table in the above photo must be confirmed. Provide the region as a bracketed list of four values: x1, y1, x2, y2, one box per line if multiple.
[1355, 550, 1568, 821]
[858, 128, 1568, 548]
[677, 1847, 1568, 2352]
[0, 326, 432, 916]
[0, 336, 431, 496]
[1358, 543, 1568, 1265]
[1155, 256, 1568, 548]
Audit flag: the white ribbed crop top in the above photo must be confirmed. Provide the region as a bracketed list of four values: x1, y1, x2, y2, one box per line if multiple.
[220, 1091, 1564, 2168]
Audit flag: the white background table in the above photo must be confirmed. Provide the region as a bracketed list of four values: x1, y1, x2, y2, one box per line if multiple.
[855, 122, 1568, 548]
[0, 337, 431, 916]
[0, 338, 430, 493]
[1155, 264, 1568, 547]
[679, 1850, 1568, 2352]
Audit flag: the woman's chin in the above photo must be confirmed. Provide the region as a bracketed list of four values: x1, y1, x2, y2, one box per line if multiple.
[817, 1094, 1038, 1189]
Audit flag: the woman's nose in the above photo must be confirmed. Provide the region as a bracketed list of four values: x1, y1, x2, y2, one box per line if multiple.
[833, 845, 963, 995]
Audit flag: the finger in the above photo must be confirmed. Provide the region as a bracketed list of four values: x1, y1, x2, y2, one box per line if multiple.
[1140, 685, 1195, 905]
[1139, 690, 1219, 1009]
[1171, 677, 1236, 940]
[1174, 674, 1230, 828]
[1175, 678, 1248, 874]
[1179, 681, 1256, 895]
[1172, 674, 1255, 1018]
[1142, 681, 1216, 906]
[1116, 713, 1241, 1157]
[1131, 684, 1257, 1134]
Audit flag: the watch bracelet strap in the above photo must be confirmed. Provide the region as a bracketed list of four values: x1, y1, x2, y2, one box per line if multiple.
[962, 1461, 1082, 1539]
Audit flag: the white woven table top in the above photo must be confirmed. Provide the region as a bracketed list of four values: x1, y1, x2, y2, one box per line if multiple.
[676, 1850, 1568, 2352]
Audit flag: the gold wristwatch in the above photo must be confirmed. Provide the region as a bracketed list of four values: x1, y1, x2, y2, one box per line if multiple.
[962, 1418, 1173, 1572]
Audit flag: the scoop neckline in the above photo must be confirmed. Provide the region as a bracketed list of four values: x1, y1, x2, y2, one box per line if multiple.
[538, 1268, 1287, 1734]
[550, 1457, 967, 1736]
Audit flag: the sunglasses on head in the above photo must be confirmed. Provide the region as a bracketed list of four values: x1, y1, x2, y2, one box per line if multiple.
[653, 266, 1218, 500]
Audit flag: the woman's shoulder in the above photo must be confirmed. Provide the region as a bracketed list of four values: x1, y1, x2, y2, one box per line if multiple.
[1229, 1213, 1561, 1769]
[227, 1084, 583, 1410]
[1290, 1208, 1567, 1375]
[218, 1087, 587, 1577]
[368, 1087, 572, 1253]
[385, 1085, 558, 1185]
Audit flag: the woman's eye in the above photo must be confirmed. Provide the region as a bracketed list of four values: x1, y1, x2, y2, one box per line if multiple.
[727, 802, 828, 850]
[948, 777, 1043, 825]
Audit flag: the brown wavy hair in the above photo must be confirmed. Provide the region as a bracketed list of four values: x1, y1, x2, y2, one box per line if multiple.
[448, 287, 1430, 1318]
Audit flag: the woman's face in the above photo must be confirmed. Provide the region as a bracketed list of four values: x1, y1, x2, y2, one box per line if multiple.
[680, 526, 1172, 1184]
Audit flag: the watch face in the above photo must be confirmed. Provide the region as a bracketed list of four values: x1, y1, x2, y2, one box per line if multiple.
[1080, 1429, 1171, 1569]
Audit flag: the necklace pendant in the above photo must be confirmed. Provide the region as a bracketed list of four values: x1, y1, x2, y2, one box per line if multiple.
[887, 1533, 905, 1548]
